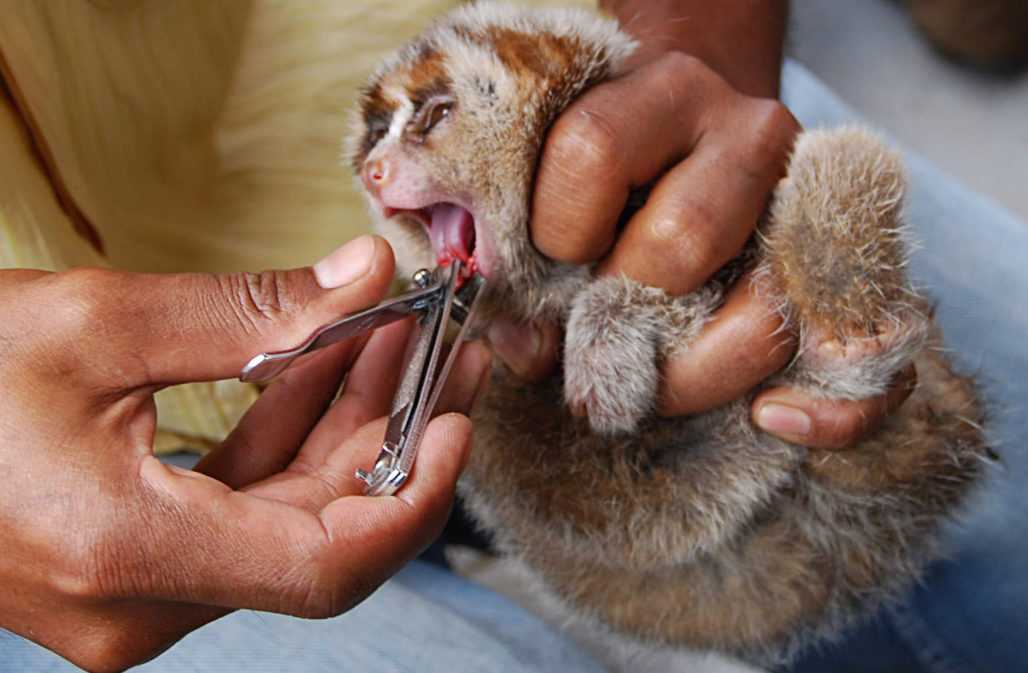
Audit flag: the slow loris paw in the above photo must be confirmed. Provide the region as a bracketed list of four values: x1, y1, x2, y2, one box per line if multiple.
[564, 278, 668, 435]
[793, 310, 929, 399]
[761, 126, 930, 397]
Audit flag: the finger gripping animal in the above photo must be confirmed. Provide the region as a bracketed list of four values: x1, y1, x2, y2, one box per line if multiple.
[347, 3, 989, 664]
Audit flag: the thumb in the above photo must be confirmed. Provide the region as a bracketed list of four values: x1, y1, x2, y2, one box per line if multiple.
[54, 235, 396, 387]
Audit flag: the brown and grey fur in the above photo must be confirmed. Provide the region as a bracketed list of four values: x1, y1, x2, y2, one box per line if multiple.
[347, 2, 989, 664]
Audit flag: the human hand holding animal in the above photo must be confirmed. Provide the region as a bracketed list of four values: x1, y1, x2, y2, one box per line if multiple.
[352, 3, 988, 661]
[0, 237, 490, 672]
[486, 0, 914, 448]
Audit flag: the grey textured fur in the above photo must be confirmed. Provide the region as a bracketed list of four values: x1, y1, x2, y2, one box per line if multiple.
[347, 2, 990, 664]
[565, 277, 720, 435]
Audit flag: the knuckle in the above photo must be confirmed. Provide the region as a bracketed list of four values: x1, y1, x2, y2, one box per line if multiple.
[644, 208, 692, 244]
[54, 266, 118, 291]
[685, 226, 729, 269]
[651, 51, 714, 90]
[548, 108, 621, 181]
[817, 405, 868, 449]
[656, 200, 731, 270]
[739, 99, 800, 169]
[219, 270, 299, 335]
[537, 109, 623, 261]
[39, 268, 156, 387]
[47, 567, 101, 603]
[49, 268, 119, 335]
[46, 543, 110, 602]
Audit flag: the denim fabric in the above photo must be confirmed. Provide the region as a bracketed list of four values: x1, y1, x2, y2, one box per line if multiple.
[0, 562, 607, 673]
[3, 62, 1026, 673]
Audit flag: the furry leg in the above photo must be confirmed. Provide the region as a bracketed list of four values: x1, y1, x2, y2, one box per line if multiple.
[564, 277, 720, 435]
[760, 126, 929, 398]
[563, 277, 666, 435]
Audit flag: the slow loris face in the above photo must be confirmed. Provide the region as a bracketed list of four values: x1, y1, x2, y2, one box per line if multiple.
[347, 4, 635, 320]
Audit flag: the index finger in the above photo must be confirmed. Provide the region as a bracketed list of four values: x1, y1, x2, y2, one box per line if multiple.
[531, 53, 714, 264]
[658, 272, 796, 416]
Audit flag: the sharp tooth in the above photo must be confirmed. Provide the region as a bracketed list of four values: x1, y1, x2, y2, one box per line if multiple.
[429, 207, 448, 259]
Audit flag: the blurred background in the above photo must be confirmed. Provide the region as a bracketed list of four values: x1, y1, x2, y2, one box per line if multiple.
[790, 0, 1028, 222]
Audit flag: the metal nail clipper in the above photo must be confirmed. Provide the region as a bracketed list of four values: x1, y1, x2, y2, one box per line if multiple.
[239, 261, 487, 496]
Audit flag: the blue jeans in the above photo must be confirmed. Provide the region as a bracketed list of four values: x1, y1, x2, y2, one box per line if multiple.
[3, 62, 1026, 673]
[781, 61, 1028, 673]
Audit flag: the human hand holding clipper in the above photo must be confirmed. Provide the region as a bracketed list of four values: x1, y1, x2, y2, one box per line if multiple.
[0, 236, 491, 672]
[241, 260, 487, 496]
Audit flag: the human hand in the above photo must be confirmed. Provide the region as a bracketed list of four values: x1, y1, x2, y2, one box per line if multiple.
[0, 235, 491, 672]
[486, 0, 913, 449]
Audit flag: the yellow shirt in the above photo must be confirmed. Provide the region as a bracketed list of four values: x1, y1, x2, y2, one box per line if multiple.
[0, 0, 591, 451]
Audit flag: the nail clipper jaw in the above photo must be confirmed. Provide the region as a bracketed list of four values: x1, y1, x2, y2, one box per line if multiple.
[450, 272, 486, 326]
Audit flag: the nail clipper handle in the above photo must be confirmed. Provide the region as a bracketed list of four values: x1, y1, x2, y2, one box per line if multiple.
[355, 264, 460, 496]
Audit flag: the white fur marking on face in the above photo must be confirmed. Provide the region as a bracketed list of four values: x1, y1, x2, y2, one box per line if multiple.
[387, 95, 415, 141]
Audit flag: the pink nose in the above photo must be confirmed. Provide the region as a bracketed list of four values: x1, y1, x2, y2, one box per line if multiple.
[362, 159, 389, 194]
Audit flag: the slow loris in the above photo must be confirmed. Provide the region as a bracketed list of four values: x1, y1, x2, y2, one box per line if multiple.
[346, 2, 989, 664]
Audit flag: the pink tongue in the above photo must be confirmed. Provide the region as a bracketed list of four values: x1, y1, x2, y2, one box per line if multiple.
[428, 203, 475, 265]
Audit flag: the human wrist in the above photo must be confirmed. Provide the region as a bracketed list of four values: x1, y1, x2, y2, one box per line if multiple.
[600, 0, 789, 98]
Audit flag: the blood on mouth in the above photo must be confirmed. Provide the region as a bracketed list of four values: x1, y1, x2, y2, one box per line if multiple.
[410, 203, 479, 285]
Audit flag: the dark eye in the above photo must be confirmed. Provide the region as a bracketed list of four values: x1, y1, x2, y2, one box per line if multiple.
[363, 118, 389, 154]
[421, 98, 455, 134]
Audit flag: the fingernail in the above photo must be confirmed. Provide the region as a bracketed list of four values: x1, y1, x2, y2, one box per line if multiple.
[487, 320, 541, 380]
[755, 402, 812, 438]
[313, 236, 376, 288]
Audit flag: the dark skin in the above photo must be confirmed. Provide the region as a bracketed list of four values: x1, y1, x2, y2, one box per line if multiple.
[1, 2, 911, 671]
[489, 0, 913, 449]
[0, 238, 492, 672]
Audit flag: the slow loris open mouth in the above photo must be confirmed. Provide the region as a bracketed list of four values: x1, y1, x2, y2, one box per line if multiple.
[384, 203, 479, 280]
